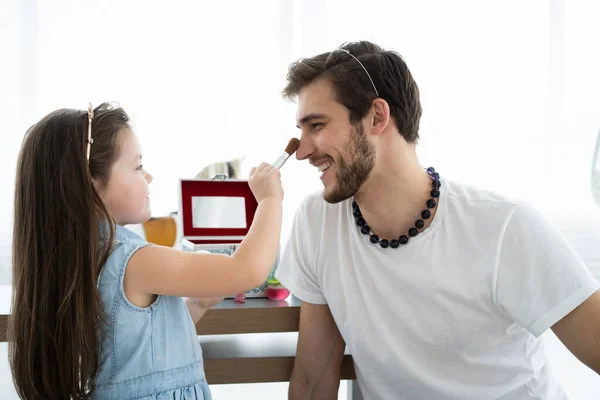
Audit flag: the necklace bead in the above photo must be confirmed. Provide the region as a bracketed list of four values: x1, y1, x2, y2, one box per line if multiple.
[353, 167, 441, 248]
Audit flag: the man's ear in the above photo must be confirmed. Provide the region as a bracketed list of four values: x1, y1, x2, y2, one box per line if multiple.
[370, 98, 391, 136]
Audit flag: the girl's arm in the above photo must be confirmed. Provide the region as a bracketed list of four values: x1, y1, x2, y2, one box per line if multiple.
[125, 163, 283, 300]
[185, 297, 224, 325]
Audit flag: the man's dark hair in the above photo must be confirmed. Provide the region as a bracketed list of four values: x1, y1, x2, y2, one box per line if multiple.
[283, 41, 423, 143]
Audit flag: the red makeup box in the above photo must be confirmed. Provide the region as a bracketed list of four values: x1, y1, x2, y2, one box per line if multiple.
[178, 178, 279, 298]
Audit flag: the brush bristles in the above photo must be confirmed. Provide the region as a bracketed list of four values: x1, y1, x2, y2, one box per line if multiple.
[285, 138, 300, 155]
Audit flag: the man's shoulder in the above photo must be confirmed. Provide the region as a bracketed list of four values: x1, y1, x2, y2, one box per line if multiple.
[444, 179, 522, 213]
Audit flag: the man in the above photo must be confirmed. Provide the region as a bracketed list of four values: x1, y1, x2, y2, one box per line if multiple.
[275, 41, 600, 400]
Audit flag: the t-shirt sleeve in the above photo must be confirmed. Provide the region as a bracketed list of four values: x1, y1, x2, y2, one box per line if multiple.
[276, 197, 327, 305]
[495, 203, 600, 337]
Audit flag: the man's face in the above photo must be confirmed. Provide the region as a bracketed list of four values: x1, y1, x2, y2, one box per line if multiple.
[295, 78, 375, 203]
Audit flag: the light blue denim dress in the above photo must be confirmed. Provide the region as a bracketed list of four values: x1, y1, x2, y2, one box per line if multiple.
[94, 225, 212, 399]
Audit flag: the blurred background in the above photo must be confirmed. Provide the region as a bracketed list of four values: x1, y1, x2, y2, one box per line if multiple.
[1, 0, 599, 398]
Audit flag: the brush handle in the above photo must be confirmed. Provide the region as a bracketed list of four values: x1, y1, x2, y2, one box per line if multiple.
[272, 152, 290, 169]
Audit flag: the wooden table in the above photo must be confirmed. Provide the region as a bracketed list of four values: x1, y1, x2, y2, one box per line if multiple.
[0, 286, 357, 386]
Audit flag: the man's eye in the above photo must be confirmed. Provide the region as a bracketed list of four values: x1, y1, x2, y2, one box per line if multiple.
[136, 165, 144, 171]
[312, 123, 324, 131]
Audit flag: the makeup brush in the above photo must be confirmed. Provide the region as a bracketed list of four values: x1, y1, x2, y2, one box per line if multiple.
[272, 138, 300, 169]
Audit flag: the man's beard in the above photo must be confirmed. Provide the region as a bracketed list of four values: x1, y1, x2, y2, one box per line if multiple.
[323, 123, 375, 204]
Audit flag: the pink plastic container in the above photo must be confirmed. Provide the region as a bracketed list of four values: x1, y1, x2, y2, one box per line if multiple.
[265, 279, 290, 301]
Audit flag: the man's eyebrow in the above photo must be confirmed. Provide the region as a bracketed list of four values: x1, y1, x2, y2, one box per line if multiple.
[296, 113, 329, 129]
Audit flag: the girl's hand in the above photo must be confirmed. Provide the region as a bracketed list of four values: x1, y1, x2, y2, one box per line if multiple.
[249, 162, 284, 202]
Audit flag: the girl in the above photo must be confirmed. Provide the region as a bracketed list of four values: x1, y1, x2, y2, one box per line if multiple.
[9, 102, 283, 399]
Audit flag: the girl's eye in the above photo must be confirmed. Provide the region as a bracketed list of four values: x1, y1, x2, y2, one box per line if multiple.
[136, 165, 144, 171]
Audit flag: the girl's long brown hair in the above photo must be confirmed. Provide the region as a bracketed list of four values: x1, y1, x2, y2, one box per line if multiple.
[9, 103, 131, 399]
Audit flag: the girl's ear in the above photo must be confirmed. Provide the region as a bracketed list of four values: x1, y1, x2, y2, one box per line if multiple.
[92, 178, 105, 199]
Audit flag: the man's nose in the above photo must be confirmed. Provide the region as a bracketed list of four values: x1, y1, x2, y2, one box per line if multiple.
[295, 136, 314, 160]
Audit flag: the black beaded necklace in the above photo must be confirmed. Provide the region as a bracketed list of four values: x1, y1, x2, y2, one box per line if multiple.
[352, 167, 441, 249]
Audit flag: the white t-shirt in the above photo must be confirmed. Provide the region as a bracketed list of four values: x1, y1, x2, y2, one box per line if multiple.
[276, 179, 600, 400]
